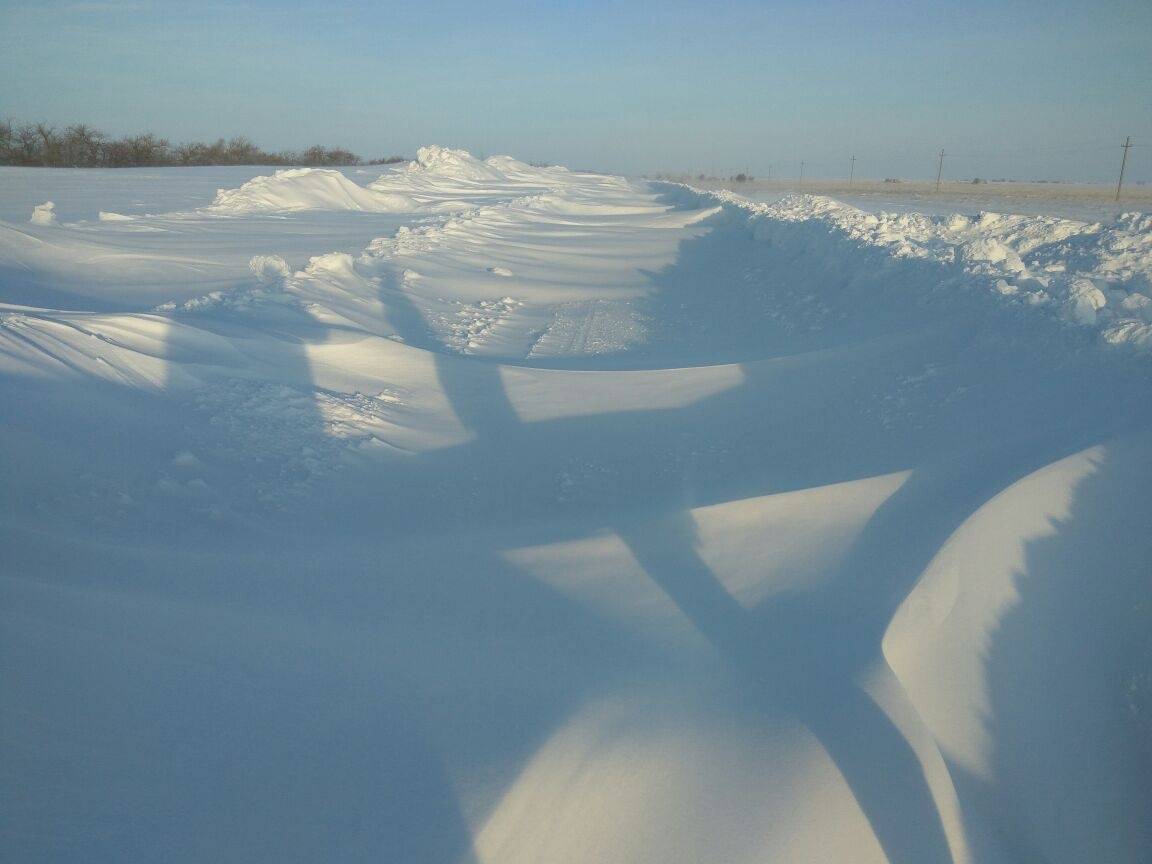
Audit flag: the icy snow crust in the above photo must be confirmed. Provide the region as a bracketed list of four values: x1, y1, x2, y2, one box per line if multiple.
[2, 154, 1152, 864]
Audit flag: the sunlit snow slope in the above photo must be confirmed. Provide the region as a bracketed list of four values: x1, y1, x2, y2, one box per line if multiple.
[2, 148, 1151, 864]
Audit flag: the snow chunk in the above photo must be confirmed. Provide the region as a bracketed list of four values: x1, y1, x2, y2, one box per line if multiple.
[1102, 319, 1152, 350]
[962, 238, 1026, 274]
[1120, 292, 1152, 322]
[1064, 278, 1108, 326]
[30, 201, 56, 225]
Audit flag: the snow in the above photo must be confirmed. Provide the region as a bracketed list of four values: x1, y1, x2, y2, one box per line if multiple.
[408, 144, 510, 182]
[207, 167, 421, 214]
[0, 164, 293, 222]
[200, 150, 578, 217]
[678, 187, 1152, 354]
[2, 152, 1151, 864]
[29, 200, 56, 225]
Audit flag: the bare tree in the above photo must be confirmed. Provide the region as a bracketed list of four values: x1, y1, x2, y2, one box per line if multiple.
[62, 124, 105, 166]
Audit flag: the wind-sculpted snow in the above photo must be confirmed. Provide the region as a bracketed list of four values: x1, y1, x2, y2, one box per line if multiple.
[207, 167, 421, 214]
[2, 155, 1152, 864]
[406, 144, 510, 182]
[207, 147, 578, 216]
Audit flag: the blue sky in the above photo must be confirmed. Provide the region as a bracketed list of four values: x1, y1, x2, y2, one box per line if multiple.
[2, 0, 1150, 181]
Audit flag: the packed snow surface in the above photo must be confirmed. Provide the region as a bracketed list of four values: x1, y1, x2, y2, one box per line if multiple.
[2, 153, 1151, 864]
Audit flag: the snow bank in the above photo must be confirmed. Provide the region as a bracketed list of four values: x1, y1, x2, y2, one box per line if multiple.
[677, 186, 1152, 354]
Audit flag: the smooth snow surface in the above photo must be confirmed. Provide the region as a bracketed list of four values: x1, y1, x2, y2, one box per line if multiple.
[2, 155, 1151, 864]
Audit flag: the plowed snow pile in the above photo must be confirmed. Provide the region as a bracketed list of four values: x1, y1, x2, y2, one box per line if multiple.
[2, 152, 1151, 864]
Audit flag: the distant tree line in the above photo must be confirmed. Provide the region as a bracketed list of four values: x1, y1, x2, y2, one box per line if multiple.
[0, 120, 407, 168]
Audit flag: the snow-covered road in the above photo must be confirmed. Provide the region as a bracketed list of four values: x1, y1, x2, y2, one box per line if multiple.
[2, 150, 1151, 863]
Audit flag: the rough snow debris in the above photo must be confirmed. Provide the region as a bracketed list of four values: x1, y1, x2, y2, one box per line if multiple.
[436, 295, 522, 353]
[1120, 292, 1152, 322]
[30, 201, 57, 225]
[154, 256, 295, 313]
[1064, 278, 1109, 325]
[250, 254, 292, 286]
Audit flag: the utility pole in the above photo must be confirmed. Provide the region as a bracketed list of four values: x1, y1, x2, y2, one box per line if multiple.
[935, 149, 945, 193]
[1115, 136, 1132, 203]
[849, 155, 856, 188]
[767, 164, 772, 182]
[799, 160, 805, 193]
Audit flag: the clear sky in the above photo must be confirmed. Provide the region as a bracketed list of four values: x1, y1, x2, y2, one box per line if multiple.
[2, 0, 1150, 181]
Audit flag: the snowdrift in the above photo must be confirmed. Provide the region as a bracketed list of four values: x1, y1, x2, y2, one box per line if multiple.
[404, 144, 509, 182]
[207, 146, 576, 215]
[2, 156, 1151, 864]
[207, 167, 420, 214]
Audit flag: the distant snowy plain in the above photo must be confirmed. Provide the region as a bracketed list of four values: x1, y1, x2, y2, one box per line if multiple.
[2, 148, 1151, 863]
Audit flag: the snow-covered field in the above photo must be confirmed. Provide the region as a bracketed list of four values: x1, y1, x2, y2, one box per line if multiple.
[2, 149, 1151, 863]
